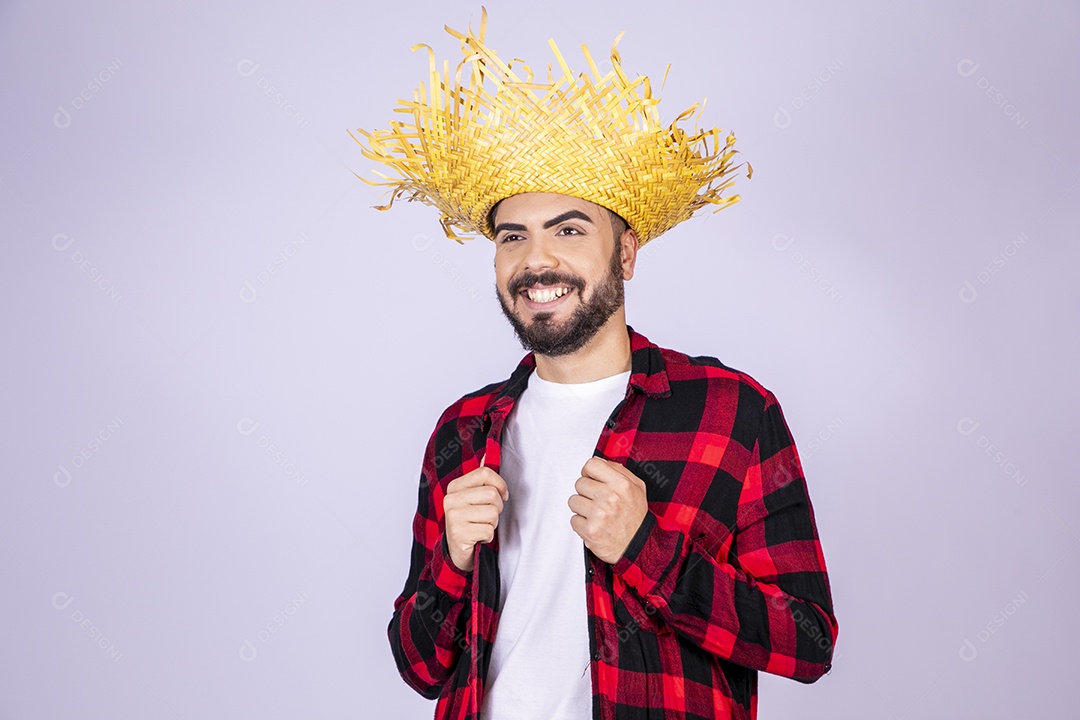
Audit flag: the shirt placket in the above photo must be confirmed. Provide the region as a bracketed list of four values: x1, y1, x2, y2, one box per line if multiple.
[585, 381, 640, 720]
[469, 395, 515, 718]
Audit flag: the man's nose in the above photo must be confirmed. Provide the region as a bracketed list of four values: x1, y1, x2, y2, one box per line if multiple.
[521, 233, 559, 272]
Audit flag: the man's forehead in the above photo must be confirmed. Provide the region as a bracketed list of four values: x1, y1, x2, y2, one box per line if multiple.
[492, 192, 607, 221]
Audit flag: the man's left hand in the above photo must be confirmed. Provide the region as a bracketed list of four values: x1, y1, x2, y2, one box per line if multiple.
[568, 456, 649, 565]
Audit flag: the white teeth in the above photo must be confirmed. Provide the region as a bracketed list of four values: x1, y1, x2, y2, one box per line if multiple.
[526, 286, 571, 303]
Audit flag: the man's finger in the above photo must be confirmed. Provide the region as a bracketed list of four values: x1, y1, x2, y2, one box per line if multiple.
[581, 456, 625, 484]
[573, 475, 604, 500]
[478, 451, 510, 500]
[567, 493, 590, 518]
[449, 461, 509, 502]
[482, 472, 508, 502]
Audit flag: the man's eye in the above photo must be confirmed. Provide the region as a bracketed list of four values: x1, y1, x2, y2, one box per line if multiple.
[558, 226, 583, 235]
[499, 234, 522, 244]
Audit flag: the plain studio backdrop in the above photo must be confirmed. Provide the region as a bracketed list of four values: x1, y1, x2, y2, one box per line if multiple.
[1, 1, 1077, 718]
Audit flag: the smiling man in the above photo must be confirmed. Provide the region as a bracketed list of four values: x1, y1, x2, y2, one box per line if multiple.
[353, 11, 838, 720]
[492, 195, 631, 365]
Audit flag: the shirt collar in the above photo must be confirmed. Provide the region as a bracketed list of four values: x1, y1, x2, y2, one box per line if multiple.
[485, 324, 671, 419]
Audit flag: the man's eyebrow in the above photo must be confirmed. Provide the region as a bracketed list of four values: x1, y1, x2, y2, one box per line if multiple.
[543, 210, 594, 229]
[493, 209, 595, 236]
[493, 221, 527, 235]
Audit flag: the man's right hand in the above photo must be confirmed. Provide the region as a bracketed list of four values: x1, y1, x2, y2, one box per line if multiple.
[442, 452, 509, 573]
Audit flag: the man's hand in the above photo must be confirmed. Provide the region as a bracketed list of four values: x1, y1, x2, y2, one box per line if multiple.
[568, 456, 649, 564]
[442, 453, 509, 573]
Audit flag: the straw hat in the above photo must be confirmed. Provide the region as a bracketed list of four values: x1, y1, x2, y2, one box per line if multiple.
[350, 7, 750, 246]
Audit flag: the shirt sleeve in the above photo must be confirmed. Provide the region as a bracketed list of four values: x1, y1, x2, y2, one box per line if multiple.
[387, 424, 474, 698]
[611, 390, 838, 682]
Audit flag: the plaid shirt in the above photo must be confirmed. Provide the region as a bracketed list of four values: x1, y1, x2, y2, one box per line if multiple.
[389, 325, 838, 719]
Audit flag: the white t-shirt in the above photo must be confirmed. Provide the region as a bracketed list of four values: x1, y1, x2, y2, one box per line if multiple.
[480, 368, 632, 720]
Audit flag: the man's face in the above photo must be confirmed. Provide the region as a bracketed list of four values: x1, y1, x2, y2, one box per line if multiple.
[492, 192, 636, 357]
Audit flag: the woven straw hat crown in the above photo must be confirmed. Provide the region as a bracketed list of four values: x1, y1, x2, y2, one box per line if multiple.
[351, 8, 750, 246]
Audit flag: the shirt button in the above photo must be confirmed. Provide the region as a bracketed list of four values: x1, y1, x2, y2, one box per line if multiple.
[587, 567, 594, 577]
[592, 651, 601, 661]
[605, 418, 616, 429]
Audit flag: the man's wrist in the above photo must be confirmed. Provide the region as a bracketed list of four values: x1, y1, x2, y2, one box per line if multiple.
[431, 532, 473, 600]
[611, 511, 684, 599]
[612, 510, 657, 572]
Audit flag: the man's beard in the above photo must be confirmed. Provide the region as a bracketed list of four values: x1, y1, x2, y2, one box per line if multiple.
[496, 242, 624, 357]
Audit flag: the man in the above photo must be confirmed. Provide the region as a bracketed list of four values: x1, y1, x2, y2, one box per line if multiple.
[353, 11, 838, 719]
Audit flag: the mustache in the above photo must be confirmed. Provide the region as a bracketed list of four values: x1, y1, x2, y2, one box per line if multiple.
[508, 271, 584, 296]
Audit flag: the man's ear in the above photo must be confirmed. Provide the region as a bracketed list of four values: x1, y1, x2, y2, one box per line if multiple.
[621, 228, 639, 281]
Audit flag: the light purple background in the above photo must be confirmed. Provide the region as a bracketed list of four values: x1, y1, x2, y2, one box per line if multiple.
[2, 1, 1077, 718]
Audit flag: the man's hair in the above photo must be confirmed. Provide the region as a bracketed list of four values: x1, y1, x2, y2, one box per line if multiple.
[487, 200, 629, 242]
[607, 210, 628, 242]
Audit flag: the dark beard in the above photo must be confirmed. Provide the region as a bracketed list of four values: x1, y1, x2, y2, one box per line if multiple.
[496, 241, 624, 357]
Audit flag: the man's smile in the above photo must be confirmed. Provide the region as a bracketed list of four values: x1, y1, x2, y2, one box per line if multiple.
[519, 284, 576, 309]
[524, 285, 572, 302]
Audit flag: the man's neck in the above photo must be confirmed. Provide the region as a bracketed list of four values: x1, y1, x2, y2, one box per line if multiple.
[532, 317, 632, 384]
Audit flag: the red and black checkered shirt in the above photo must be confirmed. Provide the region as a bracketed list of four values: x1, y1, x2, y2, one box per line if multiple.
[389, 325, 838, 719]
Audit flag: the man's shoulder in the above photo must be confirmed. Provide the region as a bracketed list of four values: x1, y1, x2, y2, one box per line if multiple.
[650, 339, 790, 452]
[654, 340, 774, 402]
[430, 375, 515, 437]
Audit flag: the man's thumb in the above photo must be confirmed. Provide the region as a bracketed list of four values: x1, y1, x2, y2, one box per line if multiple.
[479, 451, 486, 468]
